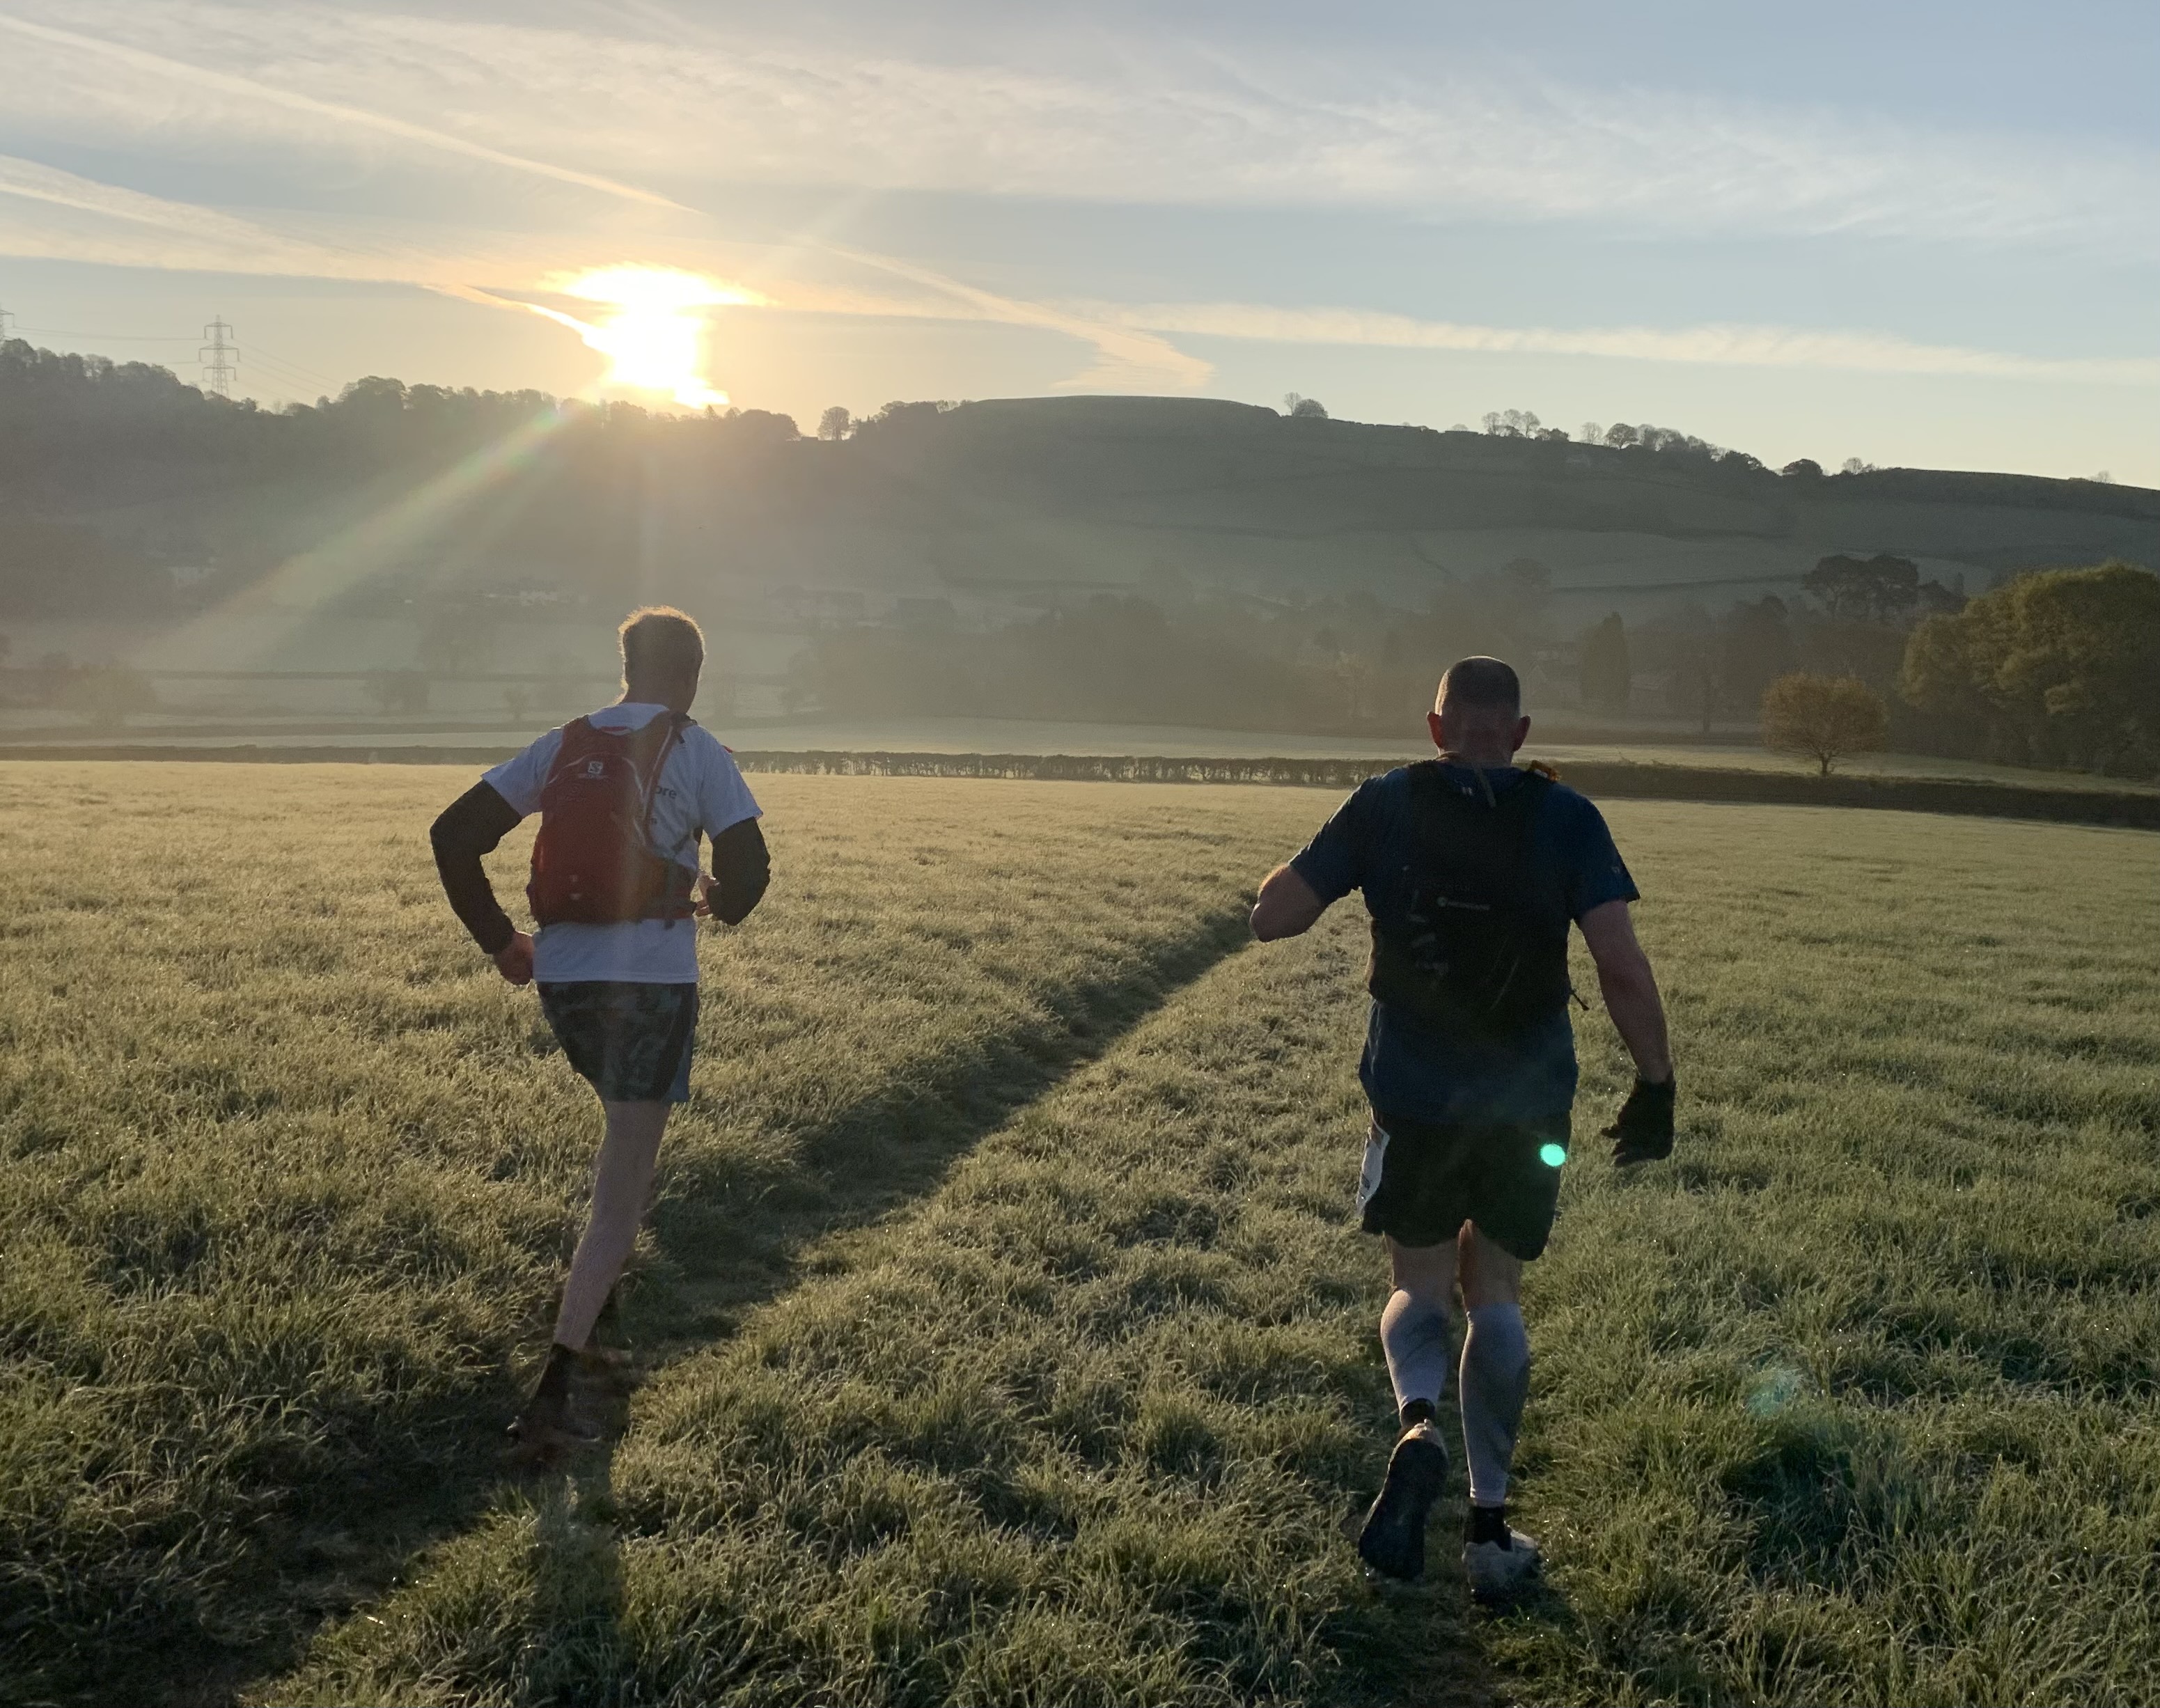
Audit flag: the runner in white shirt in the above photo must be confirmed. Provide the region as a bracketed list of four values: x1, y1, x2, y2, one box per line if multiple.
[430, 606, 769, 1462]
[480, 703, 761, 984]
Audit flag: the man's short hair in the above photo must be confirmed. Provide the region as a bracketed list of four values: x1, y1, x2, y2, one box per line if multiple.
[618, 606, 705, 682]
[1437, 655, 1521, 715]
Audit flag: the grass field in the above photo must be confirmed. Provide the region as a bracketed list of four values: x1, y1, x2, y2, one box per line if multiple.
[2, 763, 2157, 1706]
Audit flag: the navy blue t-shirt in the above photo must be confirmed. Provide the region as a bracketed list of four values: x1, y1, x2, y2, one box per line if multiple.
[1290, 763, 1639, 1127]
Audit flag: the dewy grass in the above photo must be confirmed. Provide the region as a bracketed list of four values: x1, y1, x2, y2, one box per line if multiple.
[272, 898, 1446, 1708]
[0, 762, 1317, 1706]
[3, 765, 2157, 1706]
[279, 801, 2159, 1707]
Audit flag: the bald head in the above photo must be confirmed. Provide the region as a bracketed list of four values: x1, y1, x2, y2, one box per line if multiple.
[1436, 656, 1521, 715]
[1429, 655, 1530, 766]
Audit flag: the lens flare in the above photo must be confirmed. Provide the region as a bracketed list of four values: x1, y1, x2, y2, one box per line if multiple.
[1538, 1143, 1568, 1168]
[530, 266, 760, 410]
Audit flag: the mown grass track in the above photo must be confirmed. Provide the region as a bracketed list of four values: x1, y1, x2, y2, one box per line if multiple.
[3, 767, 2158, 1706]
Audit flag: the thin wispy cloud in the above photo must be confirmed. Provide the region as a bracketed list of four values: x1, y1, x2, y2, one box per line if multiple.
[0, 153, 1213, 394]
[0, 10, 684, 210]
[1086, 301, 2160, 386]
[828, 246, 1210, 392]
[5, 148, 2143, 402]
[4, 1, 2154, 255]
[2, 0, 2152, 473]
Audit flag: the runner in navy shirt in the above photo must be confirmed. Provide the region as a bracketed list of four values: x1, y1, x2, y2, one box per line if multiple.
[1291, 760, 1641, 1129]
[1251, 656, 1676, 1599]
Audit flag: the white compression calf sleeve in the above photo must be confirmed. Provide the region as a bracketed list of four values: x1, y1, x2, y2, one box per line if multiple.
[1460, 1302, 1530, 1505]
[1379, 1288, 1450, 1420]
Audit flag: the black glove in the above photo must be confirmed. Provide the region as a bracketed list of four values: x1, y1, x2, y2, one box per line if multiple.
[1606, 1075, 1675, 1166]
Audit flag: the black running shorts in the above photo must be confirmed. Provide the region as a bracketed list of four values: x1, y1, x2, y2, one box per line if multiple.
[538, 981, 698, 1104]
[1356, 1111, 1569, 1260]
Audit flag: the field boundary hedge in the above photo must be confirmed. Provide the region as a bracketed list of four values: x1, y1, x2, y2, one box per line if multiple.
[3, 744, 2155, 829]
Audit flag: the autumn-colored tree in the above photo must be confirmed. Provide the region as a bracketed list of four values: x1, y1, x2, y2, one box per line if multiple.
[1760, 672, 1888, 776]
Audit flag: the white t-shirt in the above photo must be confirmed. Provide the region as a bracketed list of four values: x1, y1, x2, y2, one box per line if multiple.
[483, 703, 762, 984]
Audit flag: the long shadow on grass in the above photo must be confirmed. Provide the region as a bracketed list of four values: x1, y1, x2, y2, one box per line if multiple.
[186, 904, 1260, 1708]
[628, 902, 1259, 1355]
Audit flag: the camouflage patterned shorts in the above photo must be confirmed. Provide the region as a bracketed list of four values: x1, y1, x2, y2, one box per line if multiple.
[537, 982, 698, 1104]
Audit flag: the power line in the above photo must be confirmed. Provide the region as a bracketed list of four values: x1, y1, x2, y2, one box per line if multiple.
[239, 339, 342, 392]
[235, 347, 321, 391]
[13, 327, 198, 342]
[199, 317, 237, 398]
[6, 320, 343, 396]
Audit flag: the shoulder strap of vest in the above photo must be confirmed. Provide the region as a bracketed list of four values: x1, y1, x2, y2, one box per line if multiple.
[1407, 758, 1552, 806]
[1402, 759, 1450, 854]
[545, 716, 597, 778]
[1405, 760, 1552, 847]
[1503, 765, 1556, 809]
[635, 712, 691, 847]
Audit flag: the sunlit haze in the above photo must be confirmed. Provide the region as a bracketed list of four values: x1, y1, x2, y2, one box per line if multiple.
[524, 267, 759, 409]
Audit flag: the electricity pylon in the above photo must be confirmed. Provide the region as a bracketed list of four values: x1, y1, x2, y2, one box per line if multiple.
[200, 318, 237, 398]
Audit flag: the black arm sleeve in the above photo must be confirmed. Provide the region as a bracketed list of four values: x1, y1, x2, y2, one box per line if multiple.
[708, 817, 770, 925]
[429, 782, 524, 955]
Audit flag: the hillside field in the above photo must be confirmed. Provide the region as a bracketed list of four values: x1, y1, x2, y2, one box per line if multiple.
[1, 764, 2157, 1707]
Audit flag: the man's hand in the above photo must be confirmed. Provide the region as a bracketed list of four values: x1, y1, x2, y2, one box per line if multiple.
[1606, 1075, 1675, 1166]
[693, 874, 714, 918]
[492, 931, 535, 987]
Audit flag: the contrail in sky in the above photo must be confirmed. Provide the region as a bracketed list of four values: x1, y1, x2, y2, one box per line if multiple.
[0, 11, 687, 212]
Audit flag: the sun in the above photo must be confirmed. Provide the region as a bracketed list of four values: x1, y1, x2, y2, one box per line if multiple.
[530, 266, 762, 409]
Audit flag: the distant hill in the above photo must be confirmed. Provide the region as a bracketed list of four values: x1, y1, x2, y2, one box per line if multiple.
[3, 342, 2155, 652]
[800, 395, 2160, 610]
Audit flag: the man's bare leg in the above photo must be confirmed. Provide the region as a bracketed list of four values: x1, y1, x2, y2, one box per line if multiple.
[512, 1099, 670, 1457]
[555, 1099, 671, 1350]
[1455, 1221, 1521, 1308]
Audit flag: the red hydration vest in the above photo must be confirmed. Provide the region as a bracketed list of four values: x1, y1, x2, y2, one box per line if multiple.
[526, 713, 696, 927]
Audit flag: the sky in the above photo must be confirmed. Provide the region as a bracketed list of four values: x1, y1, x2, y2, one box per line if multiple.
[1, 0, 2156, 483]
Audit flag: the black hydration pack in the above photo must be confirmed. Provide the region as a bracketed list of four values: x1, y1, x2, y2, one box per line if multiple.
[1365, 762, 1571, 1040]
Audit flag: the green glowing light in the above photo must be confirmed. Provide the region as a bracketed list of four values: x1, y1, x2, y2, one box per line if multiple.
[1538, 1143, 1568, 1169]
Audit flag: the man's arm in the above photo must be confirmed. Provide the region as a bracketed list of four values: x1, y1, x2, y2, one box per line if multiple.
[701, 817, 769, 925]
[429, 782, 532, 985]
[1579, 900, 1672, 1080]
[1577, 899, 1675, 1163]
[1251, 863, 1329, 941]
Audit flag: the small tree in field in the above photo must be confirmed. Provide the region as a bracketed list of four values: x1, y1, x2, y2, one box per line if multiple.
[1761, 672, 1888, 776]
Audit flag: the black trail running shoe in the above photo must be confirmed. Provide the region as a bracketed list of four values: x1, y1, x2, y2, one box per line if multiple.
[1358, 1425, 1451, 1582]
[505, 1347, 604, 1470]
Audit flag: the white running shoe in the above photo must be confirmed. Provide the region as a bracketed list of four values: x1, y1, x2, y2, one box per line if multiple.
[1462, 1514, 1541, 1601]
